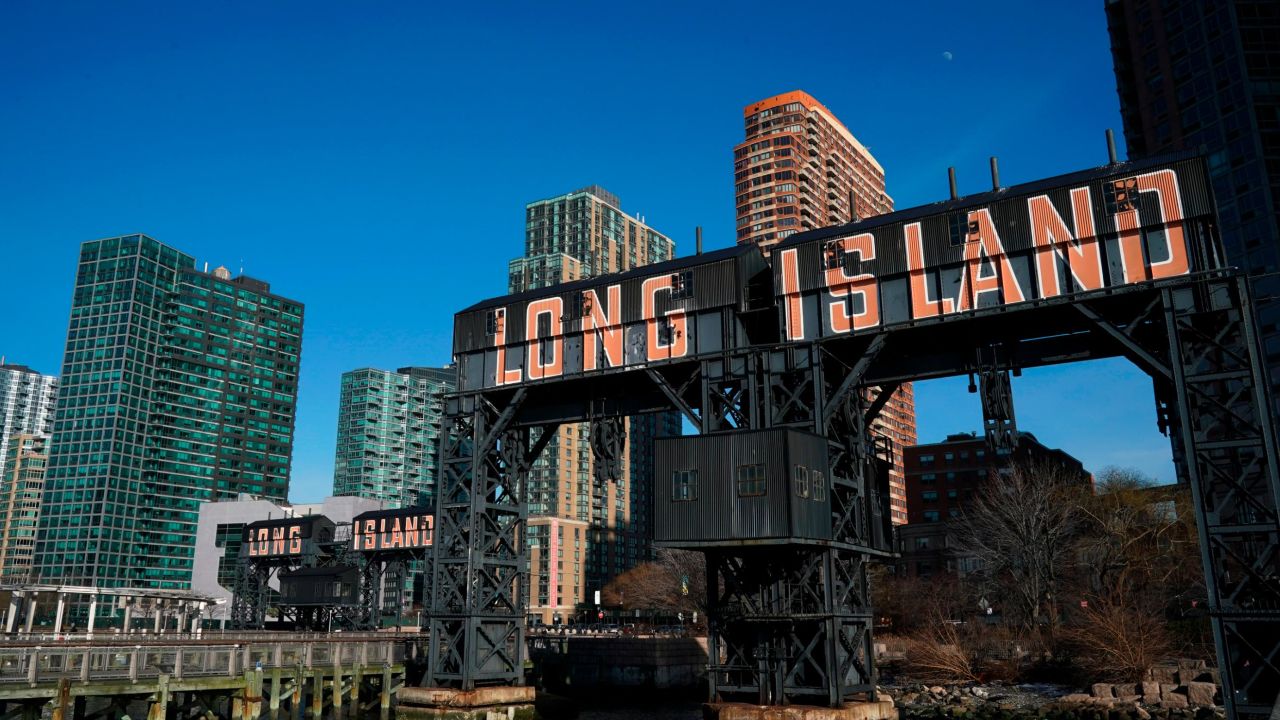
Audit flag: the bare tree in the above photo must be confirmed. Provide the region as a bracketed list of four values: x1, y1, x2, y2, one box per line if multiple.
[951, 458, 1087, 634]
[1075, 466, 1203, 605]
[602, 548, 707, 616]
[1065, 467, 1204, 676]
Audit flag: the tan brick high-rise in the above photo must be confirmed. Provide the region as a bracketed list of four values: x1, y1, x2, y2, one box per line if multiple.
[0, 435, 48, 580]
[510, 185, 680, 625]
[734, 91, 916, 523]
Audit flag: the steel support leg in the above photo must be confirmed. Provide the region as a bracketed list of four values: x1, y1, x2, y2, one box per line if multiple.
[1163, 278, 1280, 718]
[427, 391, 531, 688]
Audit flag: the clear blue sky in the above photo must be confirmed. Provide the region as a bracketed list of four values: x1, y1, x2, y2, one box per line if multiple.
[0, 0, 1175, 500]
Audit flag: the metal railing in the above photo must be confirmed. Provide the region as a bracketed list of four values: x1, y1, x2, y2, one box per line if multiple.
[0, 630, 425, 646]
[0, 639, 406, 685]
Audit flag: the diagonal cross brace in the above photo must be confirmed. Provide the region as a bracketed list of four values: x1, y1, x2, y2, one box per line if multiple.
[822, 335, 887, 428]
[1077, 303, 1172, 381]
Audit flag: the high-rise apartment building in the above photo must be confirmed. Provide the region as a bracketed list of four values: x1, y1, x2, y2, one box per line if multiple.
[35, 234, 304, 590]
[331, 366, 455, 509]
[1106, 1, 1280, 400]
[0, 363, 57, 477]
[0, 435, 49, 580]
[734, 91, 916, 523]
[510, 185, 680, 624]
[734, 90, 893, 252]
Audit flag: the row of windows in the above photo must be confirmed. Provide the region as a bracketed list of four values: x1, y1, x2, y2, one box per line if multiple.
[672, 465, 828, 502]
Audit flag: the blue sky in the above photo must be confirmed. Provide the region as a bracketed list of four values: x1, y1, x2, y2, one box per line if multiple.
[0, 0, 1175, 500]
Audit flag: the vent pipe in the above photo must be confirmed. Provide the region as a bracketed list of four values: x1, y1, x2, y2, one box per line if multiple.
[695, 227, 703, 255]
[1106, 129, 1118, 164]
[948, 167, 958, 200]
[989, 157, 1001, 191]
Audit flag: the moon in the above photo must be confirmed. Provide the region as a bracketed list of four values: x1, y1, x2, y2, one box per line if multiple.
[942, 51, 953, 61]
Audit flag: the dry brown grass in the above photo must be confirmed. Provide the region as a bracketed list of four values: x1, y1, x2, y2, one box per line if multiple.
[903, 619, 981, 684]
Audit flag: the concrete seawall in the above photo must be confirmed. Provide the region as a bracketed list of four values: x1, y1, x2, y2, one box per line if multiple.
[531, 636, 708, 695]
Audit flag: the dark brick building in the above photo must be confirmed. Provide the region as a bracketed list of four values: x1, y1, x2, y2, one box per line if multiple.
[896, 432, 1092, 577]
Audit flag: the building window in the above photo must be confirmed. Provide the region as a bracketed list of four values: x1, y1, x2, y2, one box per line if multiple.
[944, 452, 955, 461]
[921, 473, 936, 484]
[793, 465, 810, 499]
[672, 470, 698, 502]
[670, 271, 694, 299]
[737, 464, 766, 497]
[813, 471, 826, 502]
[923, 510, 940, 522]
[914, 537, 931, 550]
[485, 309, 503, 336]
[922, 491, 938, 502]
[919, 454, 935, 466]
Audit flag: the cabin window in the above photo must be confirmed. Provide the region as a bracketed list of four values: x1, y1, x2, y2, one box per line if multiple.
[823, 240, 845, 270]
[948, 213, 977, 247]
[793, 465, 810, 499]
[670, 270, 694, 299]
[736, 464, 766, 497]
[485, 309, 503, 336]
[813, 471, 826, 501]
[569, 292, 591, 319]
[672, 469, 698, 502]
[1105, 177, 1139, 214]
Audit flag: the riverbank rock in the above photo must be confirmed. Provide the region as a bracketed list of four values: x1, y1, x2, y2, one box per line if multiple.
[1185, 682, 1216, 707]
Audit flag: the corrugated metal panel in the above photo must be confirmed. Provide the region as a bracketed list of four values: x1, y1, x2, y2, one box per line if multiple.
[786, 431, 834, 541]
[450, 155, 1218, 389]
[654, 428, 832, 546]
[241, 515, 334, 543]
[773, 156, 1218, 342]
[452, 249, 767, 390]
[454, 253, 761, 355]
[279, 565, 359, 606]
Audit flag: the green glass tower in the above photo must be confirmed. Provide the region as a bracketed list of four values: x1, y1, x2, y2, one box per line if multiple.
[35, 234, 304, 589]
[331, 366, 454, 509]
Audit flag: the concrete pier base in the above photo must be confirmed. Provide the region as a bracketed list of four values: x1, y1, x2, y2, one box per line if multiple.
[396, 686, 536, 720]
[703, 700, 898, 720]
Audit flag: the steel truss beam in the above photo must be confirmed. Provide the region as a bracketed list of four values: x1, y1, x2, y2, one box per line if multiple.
[431, 271, 1280, 716]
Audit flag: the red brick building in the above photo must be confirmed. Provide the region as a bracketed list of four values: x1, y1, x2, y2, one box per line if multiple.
[898, 432, 1092, 577]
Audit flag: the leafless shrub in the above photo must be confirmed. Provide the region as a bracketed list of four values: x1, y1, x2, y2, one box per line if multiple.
[1064, 595, 1173, 683]
[903, 617, 980, 685]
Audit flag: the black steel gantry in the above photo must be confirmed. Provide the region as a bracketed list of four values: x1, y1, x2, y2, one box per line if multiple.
[429, 152, 1280, 717]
